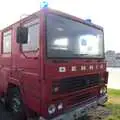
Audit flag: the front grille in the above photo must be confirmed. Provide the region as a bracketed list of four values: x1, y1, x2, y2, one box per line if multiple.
[52, 74, 100, 94]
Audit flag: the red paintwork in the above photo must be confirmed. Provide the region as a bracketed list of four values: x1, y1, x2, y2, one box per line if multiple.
[0, 8, 108, 119]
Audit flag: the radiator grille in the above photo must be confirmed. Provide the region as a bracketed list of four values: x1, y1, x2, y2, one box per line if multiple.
[52, 74, 100, 94]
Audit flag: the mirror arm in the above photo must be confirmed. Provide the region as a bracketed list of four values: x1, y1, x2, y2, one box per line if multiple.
[19, 44, 34, 59]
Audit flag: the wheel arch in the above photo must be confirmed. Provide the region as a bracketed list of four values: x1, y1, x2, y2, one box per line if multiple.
[6, 83, 24, 101]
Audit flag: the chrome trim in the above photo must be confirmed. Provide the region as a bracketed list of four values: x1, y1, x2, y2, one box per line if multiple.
[98, 94, 108, 105]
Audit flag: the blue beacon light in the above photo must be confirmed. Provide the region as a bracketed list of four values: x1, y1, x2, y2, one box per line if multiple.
[85, 19, 92, 23]
[40, 0, 48, 8]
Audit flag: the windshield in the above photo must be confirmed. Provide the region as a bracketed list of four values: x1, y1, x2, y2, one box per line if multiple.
[46, 14, 104, 58]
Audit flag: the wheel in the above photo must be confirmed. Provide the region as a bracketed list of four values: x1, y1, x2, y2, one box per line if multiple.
[5, 87, 26, 120]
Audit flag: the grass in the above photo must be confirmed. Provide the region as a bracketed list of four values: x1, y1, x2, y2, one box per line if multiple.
[108, 89, 120, 97]
[105, 89, 120, 120]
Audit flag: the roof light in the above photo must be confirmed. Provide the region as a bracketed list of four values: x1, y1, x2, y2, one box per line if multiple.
[85, 19, 92, 23]
[40, 0, 48, 8]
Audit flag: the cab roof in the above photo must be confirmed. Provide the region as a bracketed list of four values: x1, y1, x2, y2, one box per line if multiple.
[1, 8, 103, 32]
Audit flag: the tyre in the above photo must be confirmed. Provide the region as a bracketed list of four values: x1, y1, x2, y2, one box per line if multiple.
[5, 87, 26, 120]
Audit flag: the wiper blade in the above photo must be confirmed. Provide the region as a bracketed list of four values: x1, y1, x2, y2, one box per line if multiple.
[80, 54, 89, 56]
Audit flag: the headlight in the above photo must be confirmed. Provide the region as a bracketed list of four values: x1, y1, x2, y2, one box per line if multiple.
[103, 87, 107, 93]
[100, 87, 107, 94]
[100, 89, 103, 94]
[48, 104, 56, 114]
[58, 103, 63, 110]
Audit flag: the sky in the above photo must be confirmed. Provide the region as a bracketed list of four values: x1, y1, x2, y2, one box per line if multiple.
[0, 0, 119, 52]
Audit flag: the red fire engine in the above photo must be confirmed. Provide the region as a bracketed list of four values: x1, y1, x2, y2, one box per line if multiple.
[0, 8, 108, 120]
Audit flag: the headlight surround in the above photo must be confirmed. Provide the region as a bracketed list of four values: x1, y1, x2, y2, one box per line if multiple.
[48, 104, 56, 114]
[100, 87, 107, 94]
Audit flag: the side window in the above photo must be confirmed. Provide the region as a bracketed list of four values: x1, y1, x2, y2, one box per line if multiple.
[3, 30, 12, 53]
[22, 21, 39, 52]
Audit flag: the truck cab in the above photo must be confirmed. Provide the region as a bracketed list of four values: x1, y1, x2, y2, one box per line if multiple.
[0, 8, 108, 120]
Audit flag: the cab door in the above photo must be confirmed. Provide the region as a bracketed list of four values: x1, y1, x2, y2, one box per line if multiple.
[13, 18, 41, 113]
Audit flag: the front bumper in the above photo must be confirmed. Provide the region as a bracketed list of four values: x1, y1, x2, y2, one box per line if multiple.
[39, 95, 108, 120]
[98, 94, 108, 105]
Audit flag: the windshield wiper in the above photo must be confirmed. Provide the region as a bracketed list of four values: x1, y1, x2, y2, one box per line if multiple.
[80, 54, 90, 56]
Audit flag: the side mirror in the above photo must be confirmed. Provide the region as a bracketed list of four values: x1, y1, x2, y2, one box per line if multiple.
[16, 27, 28, 44]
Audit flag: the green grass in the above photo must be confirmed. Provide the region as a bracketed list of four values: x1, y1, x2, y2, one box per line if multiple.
[108, 89, 120, 97]
[105, 103, 120, 120]
[105, 89, 120, 120]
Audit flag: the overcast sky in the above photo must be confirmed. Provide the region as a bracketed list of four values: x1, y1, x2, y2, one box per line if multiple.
[0, 0, 119, 52]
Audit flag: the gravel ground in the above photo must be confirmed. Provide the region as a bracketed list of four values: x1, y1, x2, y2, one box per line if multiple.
[0, 103, 111, 120]
[88, 106, 111, 120]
